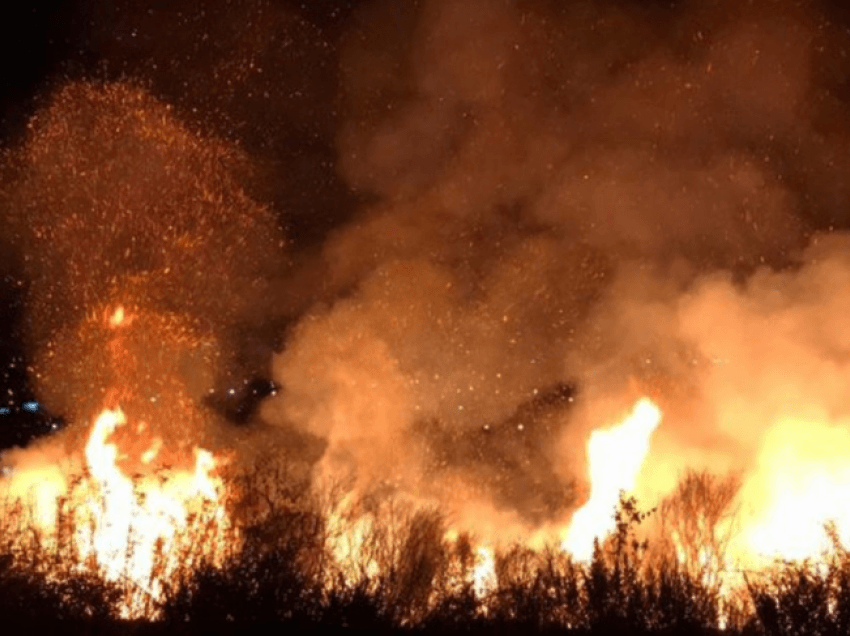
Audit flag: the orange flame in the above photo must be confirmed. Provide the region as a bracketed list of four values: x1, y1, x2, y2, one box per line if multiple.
[1, 405, 233, 617]
[74, 408, 230, 596]
[731, 415, 850, 565]
[561, 397, 662, 560]
[326, 506, 380, 584]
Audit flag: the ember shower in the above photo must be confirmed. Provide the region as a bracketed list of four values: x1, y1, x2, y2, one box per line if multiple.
[3, 0, 850, 564]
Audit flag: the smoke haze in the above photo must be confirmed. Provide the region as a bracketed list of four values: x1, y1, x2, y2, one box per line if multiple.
[3, 0, 850, 542]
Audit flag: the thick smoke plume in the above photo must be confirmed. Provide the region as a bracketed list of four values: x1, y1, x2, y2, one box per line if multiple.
[3, 0, 850, 547]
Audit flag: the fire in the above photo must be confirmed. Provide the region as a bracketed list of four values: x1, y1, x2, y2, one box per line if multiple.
[326, 494, 380, 585]
[8, 381, 850, 622]
[732, 415, 850, 564]
[473, 545, 497, 598]
[561, 397, 662, 561]
[1, 405, 233, 617]
[74, 407, 231, 601]
[0, 303, 238, 616]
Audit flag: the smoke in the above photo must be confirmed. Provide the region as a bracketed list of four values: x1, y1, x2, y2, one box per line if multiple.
[261, 0, 850, 537]
[3, 0, 850, 544]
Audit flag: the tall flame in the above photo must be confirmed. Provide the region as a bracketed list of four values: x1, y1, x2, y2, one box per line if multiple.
[561, 397, 662, 561]
[0, 405, 233, 617]
[326, 494, 380, 585]
[473, 545, 497, 598]
[75, 407, 231, 599]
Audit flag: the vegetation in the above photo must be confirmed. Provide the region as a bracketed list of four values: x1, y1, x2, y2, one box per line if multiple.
[1, 468, 849, 635]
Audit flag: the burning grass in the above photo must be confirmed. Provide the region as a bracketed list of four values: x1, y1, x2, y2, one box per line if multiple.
[3, 469, 850, 636]
[0, 391, 845, 634]
[3, 395, 850, 635]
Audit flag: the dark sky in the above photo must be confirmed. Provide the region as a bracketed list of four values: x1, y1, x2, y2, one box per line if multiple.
[0, 0, 80, 446]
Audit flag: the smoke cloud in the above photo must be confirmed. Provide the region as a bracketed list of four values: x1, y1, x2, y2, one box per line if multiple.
[262, 0, 850, 537]
[3, 0, 850, 543]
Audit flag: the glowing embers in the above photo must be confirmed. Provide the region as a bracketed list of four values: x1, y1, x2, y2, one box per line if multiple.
[561, 397, 662, 561]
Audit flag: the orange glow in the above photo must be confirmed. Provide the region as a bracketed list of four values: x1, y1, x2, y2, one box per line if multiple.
[731, 415, 850, 564]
